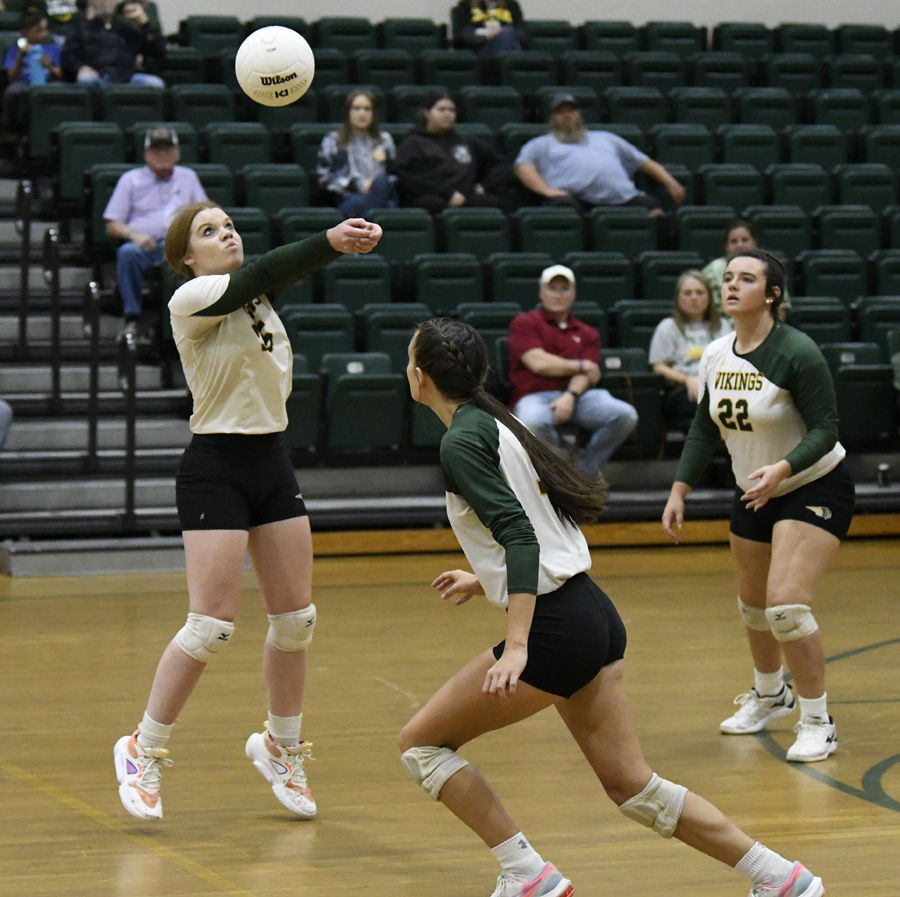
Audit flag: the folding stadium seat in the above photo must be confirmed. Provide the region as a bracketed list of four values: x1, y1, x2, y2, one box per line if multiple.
[488, 252, 552, 305]
[638, 162, 695, 207]
[458, 86, 524, 129]
[413, 253, 482, 312]
[857, 296, 900, 359]
[798, 249, 866, 305]
[526, 20, 578, 55]
[456, 302, 524, 349]
[827, 54, 884, 92]
[85, 163, 139, 252]
[596, 123, 647, 151]
[699, 164, 763, 209]
[886, 206, 900, 250]
[676, 206, 738, 259]
[638, 250, 704, 300]
[836, 24, 893, 60]
[603, 86, 666, 130]
[311, 48, 350, 88]
[861, 125, 900, 167]
[417, 49, 480, 90]
[170, 84, 235, 127]
[690, 52, 751, 92]
[832, 364, 898, 449]
[649, 123, 714, 171]
[321, 85, 388, 126]
[535, 86, 601, 123]
[874, 90, 900, 125]
[768, 164, 832, 213]
[560, 51, 622, 93]
[352, 50, 415, 92]
[321, 353, 406, 451]
[224, 207, 271, 255]
[872, 249, 900, 295]
[601, 347, 650, 373]
[734, 88, 797, 129]
[362, 304, 432, 372]
[563, 251, 635, 308]
[282, 354, 322, 452]
[314, 18, 377, 54]
[499, 51, 559, 95]
[743, 205, 812, 260]
[129, 121, 199, 163]
[809, 89, 870, 131]
[669, 87, 731, 129]
[820, 341, 882, 374]
[514, 207, 584, 258]
[815, 205, 881, 256]
[204, 122, 272, 170]
[54, 122, 125, 204]
[454, 123, 495, 142]
[282, 305, 355, 370]
[380, 18, 443, 54]
[626, 52, 687, 93]
[783, 124, 846, 168]
[316, 253, 391, 312]
[276, 207, 343, 245]
[239, 164, 309, 217]
[390, 86, 434, 124]
[712, 23, 775, 59]
[785, 301, 852, 344]
[368, 208, 435, 264]
[762, 54, 823, 93]
[255, 93, 318, 143]
[643, 21, 706, 57]
[186, 164, 234, 206]
[581, 21, 639, 55]
[611, 299, 672, 350]
[776, 24, 834, 58]
[498, 123, 545, 162]
[835, 163, 897, 213]
[588, 207, 657, 258]
[290, 123, 337, 172]
[717, 124, 779, 169]
[151, 45, 204, 84]
[99, 85, 165, 129]
[27, 84, 92, 162]
[180, 15, 244, 58]
[440, 207, 510, 258]
[247, 17, 309, 36]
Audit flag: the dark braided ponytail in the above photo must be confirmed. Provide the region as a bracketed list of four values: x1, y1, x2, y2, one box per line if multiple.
[413, 318, 607, 525]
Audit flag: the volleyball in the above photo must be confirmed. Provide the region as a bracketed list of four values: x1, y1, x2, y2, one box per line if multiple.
[235, 26, 315, 107]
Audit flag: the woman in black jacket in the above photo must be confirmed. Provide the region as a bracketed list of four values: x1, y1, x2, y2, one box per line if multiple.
[451, 0, 526, 56]
[393, 89, 511, 215]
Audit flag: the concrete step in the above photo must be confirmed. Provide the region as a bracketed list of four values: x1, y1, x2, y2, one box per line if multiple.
[4, 417, 191, 451]
[0, 313, 119, 342]
[0, 363, 162, 393]
[0, 265, 92, 292]
[0, 476, 176, 512]
[0, 219, 56, 245]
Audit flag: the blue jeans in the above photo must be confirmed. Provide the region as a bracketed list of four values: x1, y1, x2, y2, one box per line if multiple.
[116, 241, 164, 316]
[77, 71, 165, 88]
[513, 389, 638, 473]
[0, 399, 12, 452]
[338, 175, 397, 218]
[478, 25, 521, 57]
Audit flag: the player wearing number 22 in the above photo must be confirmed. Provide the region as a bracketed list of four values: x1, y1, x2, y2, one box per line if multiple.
[663, 248, 854, 764]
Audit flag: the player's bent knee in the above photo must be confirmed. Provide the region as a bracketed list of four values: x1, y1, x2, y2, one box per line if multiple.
[738, 596, 770, 631]
[618, 773, 687, 838]
[765, 604, 818, 642]
[267, 604, 316, 652]
[401, 746, 469, 801]
[174, 613, 235, 663]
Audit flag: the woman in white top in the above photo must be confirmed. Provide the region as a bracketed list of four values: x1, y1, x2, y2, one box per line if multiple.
[113, 201, 382, 822]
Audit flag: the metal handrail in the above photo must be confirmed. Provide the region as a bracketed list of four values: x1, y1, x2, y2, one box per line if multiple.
[13, 180, 33, 359]
[117, 330, 138, 531]
[42, 227, 62, 413]
[83, 281, 102, 471]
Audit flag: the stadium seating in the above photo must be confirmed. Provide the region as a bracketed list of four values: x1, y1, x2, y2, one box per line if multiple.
[283, 354, 322, 452]
[563, 252, 635, 308]
[413, 253, 482, 312]
[322, 254, 392, 312]
[588, 207, 657, 258]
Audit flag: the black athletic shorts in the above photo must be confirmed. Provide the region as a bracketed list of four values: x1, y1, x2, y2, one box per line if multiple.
[729, 460, 855, 544]
[492, 572, 627, 699]
[176, 433, 308, 531]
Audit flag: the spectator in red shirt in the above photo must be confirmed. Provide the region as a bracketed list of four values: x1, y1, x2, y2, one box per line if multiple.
[508, 264, 638, 473]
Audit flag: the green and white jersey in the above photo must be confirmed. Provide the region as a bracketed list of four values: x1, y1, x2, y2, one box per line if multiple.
[676, 322, 845, 496]
[441, 403, 591, 609]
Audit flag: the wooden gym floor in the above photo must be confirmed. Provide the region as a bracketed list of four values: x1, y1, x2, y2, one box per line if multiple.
[0, 537, 897, 896]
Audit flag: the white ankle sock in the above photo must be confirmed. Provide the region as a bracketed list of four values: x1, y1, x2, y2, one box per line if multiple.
[754, 668, 785, 697]
[136, 713, 172, 750]
[735, 842, 795, 885]
[799, 693, 828, 722]
[491, 833, 545, 879]
[268, 712, 302, 747]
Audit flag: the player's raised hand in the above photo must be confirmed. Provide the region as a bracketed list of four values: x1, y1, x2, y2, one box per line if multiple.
[327, 219, 383, 254]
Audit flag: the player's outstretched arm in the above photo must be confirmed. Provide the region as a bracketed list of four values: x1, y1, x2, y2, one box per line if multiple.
[327, 219, 383, 255]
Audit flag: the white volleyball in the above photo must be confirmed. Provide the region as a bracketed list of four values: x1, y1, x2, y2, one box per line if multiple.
[235, 26, 315, 107]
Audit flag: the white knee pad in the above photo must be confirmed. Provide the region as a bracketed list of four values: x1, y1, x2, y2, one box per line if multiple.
[618, 773, 687, 838]
[766, 604, 818, 642]
[267, 604, 316, 652]
[738, 596, 770, 632]
[174, 613, 235, 663]
[401, 746, 469, 801]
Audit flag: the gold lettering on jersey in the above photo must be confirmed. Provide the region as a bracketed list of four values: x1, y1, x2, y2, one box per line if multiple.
[244, 298, 274, 353]
[713, 371, 765, 391]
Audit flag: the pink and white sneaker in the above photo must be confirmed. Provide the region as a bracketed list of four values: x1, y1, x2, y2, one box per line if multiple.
[245, 729, 316, 818]
[749, 862, 825, 897]
[489, 862, 574, 897]
[114, 731, 172, 820]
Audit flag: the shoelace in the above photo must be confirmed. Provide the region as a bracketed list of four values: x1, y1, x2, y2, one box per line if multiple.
[284, 740, 314, 787]
[136, 746, 173, 794]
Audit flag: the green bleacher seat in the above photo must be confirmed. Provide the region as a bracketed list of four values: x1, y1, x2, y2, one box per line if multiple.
[311, 48, 350, 87]
[833, 364, 898, 449]
[595, 123, 647, 151]
[638, 162, 695, 207]
[699, 164, 763, 208]
[784, 124, 846, 168]
[368, 208, 435, 264]
[676, 205, 737, 259]
[321, 254, 391, 312]
[535, 86, 600, 122]
[626, 52, 686, 93]
[514, 206, 584, 258]
[153, 45, 204, 84]
[712, 22, 774, 59]
[886, 205, 900, 249]
[276, 207, 343, 253]
[785, 300, 851, 343]
[734, 87, 797, 129]
[499, 123, 546, 161]
[563, 251, 635, 308]
[282, 305, 354, 370]
[567, 300, 608, 344]
[643, 21, 705, 57]
[242, 164, 308, 214]
[581, 21, 639, 54]
[815, 205, 881, 256]
[872, 249, 900, 295]
[612, 299, 672, 350]
[410, 401, 446, 447]
[808, 88, 870, 131]
[391, 85, 438, 123]
[315, 17, 377, 53]
[835, 163, 897, 213]
[289, 123, 336, 171]
[54, 122, 125, 204]
[283, 353, 322, 452]
[762, 53, 823, 93]
[717, 124, 779, 169]
[180, 15, 243, 57]
[499, 51, 559, 95]
[837, 24, 893, 60]
[27, 84, 92, 161]
[380, 18, 443, 54]
[588, 207, 657, 258]
[690, 52, 750, 91]
[170, 84, 235, 127]
[99, 84, 165, 129]
[247, 16, 308, 37]
[85, 163, 140, 251]
[601, 346, 650, 372]
[873, 89, 900, 125]
[861, 124, 900, 167]
[456, 302, 523, 350]
[777, 24, 833, 58]
[743, 205, 812, 259]
[129, 121, 199, 164]
[321, 84, 387, 124]
[362, 303, 431, 372]
[453, 123, 496, 142]
[767, 164, 831, 213]
[488, 252, 552, 304]
[185, 163, 234, 206]
[417, 49, 479, 89]
[352, 49, 415, 91]
[820, 341, 882, 374]
[560, 51, 622, 92]
[649, 123, 714, 171]
[224, 207, 270, 255]
[798, 249, 866, 305]
[604, 86, 666, 130]
[669, 87, 731, 129]
[413, 253, 482, 312]
[440, 207, 511, 258]
[526, 20, 578, 55]
[204, 122, 271, 169]
[458, 86, 524, 129]
[857, 296, 900, 359]
[638, 250, 704, 300]
[827, 53, 884, 92]
[253, 86, 314, 132]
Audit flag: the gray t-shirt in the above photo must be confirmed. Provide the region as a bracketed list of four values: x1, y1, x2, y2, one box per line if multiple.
[648, 317, 732, 378]
[516, 131, 648, 205]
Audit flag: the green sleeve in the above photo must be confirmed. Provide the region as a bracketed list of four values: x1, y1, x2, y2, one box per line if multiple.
[194, 232, 341, 317]
[674, 388, 723, 486]
[442, 427, 541, 595]
[783, 351, 839, 475]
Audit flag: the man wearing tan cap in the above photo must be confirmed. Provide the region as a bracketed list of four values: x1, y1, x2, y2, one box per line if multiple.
[507, 264, 638, 473]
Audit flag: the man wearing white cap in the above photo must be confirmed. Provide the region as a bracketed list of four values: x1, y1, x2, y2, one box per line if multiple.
[508, 264, 638, 473]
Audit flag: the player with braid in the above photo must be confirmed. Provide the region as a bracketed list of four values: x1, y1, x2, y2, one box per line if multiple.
[663, 248, 853, 763]
[113, 202, 382, 821]
[400, 316, 825, 897]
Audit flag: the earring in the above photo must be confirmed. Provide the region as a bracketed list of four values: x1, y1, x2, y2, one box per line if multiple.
[766, 298, 773, 304]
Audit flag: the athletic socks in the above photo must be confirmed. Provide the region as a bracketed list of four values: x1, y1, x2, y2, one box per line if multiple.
[736, 842, 795, 886]
[755, 667, 786, 697]
[268, 712, 302, 747]
[799, 693, 829, 722]
[136, 712, 173, 750]
[491, 833, 546, 880]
